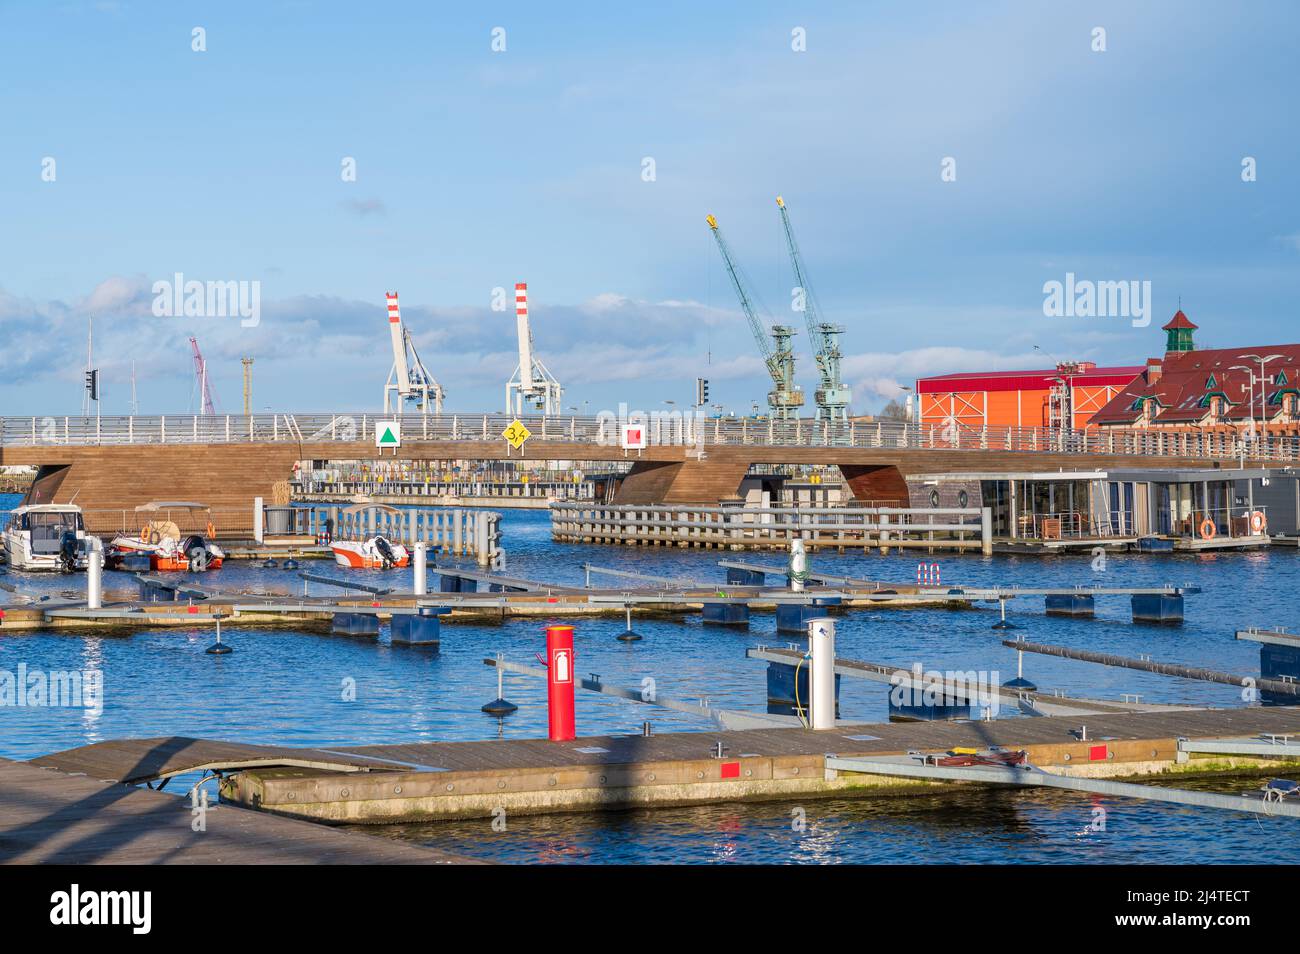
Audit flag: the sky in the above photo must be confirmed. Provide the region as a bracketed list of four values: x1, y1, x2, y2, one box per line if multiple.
[1, 0, 1297, 417]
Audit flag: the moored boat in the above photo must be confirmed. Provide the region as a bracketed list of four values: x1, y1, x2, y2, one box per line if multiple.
[1, 503, 88, 572]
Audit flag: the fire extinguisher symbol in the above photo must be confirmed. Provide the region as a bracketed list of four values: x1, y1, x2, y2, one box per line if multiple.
[553, 649, 572, 683]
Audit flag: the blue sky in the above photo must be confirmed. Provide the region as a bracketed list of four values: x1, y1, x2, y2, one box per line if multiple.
[1, 0, 1297, 416]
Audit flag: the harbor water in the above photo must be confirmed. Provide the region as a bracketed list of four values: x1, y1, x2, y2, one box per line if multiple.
[2, 494, 1298, 863]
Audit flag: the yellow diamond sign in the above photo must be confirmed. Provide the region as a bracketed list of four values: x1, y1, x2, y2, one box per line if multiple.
[503, 419, 531, 449]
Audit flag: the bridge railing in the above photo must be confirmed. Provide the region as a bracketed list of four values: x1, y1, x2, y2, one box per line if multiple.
[3, 413, 1298, 460]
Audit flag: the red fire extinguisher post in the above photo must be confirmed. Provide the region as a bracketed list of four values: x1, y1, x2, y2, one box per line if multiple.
[546, 625, 576, 741]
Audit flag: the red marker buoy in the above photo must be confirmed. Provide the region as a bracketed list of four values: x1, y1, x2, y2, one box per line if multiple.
[546, 625, 576, 741]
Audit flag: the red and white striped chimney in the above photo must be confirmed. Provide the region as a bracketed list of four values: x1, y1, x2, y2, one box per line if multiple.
[515, 283, 528, 319]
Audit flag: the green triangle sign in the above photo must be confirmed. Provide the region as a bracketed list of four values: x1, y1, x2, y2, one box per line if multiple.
[379, 427, 397, 444]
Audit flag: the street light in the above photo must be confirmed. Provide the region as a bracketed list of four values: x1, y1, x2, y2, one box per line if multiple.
[1242, 353, 1285, 444]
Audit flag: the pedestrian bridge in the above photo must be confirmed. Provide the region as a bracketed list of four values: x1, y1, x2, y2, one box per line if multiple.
[1, 412, 1292, 520]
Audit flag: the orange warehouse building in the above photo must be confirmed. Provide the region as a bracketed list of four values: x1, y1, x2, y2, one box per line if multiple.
[916, 362, 1143, 432]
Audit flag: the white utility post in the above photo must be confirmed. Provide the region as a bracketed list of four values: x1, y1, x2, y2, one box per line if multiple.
[413, 542, 427, 595]
[808, 617, 836, 729]
[253, 496, 264, 544]
[86, 536, 103, 610]
[789, 537, 807, 592]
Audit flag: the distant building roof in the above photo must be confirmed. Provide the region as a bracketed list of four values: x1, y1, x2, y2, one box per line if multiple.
[1162, 309, 1198, 331]
[917, 363, 1143, 394]
[1092, 341, 1300, 426]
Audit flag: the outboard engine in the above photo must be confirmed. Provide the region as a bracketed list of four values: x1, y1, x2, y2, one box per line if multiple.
[183, 534, 209, 572]
[57, 531, 80, 574]
[373, 535, 396, 569]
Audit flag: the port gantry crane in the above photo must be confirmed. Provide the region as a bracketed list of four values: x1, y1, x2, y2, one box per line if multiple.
[705, 213, 804, 420]
[505, 282, 564, 416]
[383, 291, 445, 415]
[775, 195, 851, 424]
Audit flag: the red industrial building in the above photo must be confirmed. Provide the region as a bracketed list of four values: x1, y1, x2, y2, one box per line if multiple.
[916, 362, 1143, 432]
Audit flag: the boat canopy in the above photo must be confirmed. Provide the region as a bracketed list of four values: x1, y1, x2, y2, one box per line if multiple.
[135, 501, 212, 512]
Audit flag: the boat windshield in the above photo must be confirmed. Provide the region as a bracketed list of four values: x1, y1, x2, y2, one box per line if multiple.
[23, 511, 84, 532]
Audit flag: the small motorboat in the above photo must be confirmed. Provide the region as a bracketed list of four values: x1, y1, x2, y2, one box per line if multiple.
[1, 503, 88, 572]
[330, 535, 409, 569]
[105, 502, 225, 572]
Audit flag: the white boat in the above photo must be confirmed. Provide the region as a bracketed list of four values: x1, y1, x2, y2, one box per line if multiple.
[328, 504, 410, 569]
[105, 502, 225, 571]
[330, 536, 409, 569]
[1, 503, 88, 572]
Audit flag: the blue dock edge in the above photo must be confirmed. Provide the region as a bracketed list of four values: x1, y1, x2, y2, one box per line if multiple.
[1131, 593, 1184, 624]
[440, 575, 477, 593]
[776, 597, 842, 634]
[1260, 643, 1300, 705]
[1045, 593, 1095, 617]
[766, 660, 840, 716]
[726, 568, 766, 586]
[391, 606, 450, 649]
[330, 613, 381, 637]
[702, 602, 749, 626]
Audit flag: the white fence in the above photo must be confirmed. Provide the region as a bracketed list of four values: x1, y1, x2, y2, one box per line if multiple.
[4, 412, 1298, 461]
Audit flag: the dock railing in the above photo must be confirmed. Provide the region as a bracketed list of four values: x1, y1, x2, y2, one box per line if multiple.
[5, 413, 1299, 461]
[550, 502, 993, 554]
[1158, 504, 1269, 541]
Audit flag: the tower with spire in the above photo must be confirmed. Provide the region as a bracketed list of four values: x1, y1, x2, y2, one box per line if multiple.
[1162, 308, 1197, 353]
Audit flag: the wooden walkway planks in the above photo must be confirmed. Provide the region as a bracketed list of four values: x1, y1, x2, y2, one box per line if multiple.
[29, 737, 399, 784]
[0, 759, 477, 864]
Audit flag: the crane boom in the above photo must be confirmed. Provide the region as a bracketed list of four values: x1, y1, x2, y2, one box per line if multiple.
[386, 292, 411, 393]
[189, 336, 217, 415]
[383, 291, 445, 414]
[705, 213, 803, 420]
[775, 195, 851, 423]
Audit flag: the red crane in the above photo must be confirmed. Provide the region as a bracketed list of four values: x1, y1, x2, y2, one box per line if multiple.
[189, 336, 218, 415]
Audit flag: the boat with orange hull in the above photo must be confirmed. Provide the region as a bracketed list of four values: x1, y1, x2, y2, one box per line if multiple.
[330, 536, 409, 569]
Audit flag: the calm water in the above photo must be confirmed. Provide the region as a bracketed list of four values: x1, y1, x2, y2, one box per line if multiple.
[2, 493, 1298, 863]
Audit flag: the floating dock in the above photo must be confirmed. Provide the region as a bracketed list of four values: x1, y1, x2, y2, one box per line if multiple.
[26, 708, 1300, 825]
[0, 756, 477, 864]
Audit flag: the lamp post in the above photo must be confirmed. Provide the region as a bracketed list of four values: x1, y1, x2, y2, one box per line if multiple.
[1242, 353, 1285, 450]
[1229, 365, 1257, 446]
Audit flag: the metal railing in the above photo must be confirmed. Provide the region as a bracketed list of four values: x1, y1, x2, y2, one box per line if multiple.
[4, 412, 1299, 460]
[1158, 505, 1269, 540]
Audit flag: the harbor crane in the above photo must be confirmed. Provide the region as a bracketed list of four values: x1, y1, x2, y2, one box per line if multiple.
[776, 196, 851, 423]
[505, 282, 564, 416]
[383, 291, 445, 415]
[705, 213, 804, 420]
[189, 336, 218, 415]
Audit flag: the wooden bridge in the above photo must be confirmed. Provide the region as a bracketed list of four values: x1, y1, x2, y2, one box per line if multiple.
[2, 412, 1289, 514]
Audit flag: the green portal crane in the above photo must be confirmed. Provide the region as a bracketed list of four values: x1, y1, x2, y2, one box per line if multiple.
[776, 195, 851, 423]
[705, 213, 804, 420]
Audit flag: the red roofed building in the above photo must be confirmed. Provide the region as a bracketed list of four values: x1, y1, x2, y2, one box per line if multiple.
[916, 362, 1143, 432]
[1091, 311, 1300, 435]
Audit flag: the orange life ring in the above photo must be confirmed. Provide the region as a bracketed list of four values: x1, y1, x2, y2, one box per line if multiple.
[206, 521, 216, 538]
[1250, 510, 1267, 534]
[140, 526, 150, 542]
[1199, 518, 1216, 540]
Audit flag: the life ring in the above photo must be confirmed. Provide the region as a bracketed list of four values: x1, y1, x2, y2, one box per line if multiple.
[1199, 518, 1216, 540]
[140, 526, 150, 542]
[206, 521, 216, 538]
[1251, 510, 1267, 534]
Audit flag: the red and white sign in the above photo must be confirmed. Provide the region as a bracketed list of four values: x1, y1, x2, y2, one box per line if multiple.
[621, 424, 647, 449]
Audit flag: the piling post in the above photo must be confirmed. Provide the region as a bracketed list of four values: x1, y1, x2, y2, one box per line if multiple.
[546, 625, 576, 741]
[253, 496, 264, 544]
[476, 513, 490, 567]
[413, 542, 427, 595]
[789, 537, 807, 592]
[808, 617, 835, 729]
[980, 506, 993, 556]
[86, 537, 103, 610]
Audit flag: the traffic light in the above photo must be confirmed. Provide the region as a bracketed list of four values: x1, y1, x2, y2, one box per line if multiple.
[696, 377, 710, 406]
[85, 369, 99, 402]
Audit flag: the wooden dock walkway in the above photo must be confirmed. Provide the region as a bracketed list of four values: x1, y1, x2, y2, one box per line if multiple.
[0, 758, 478, 864]
[29, 707, 1300, 826]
